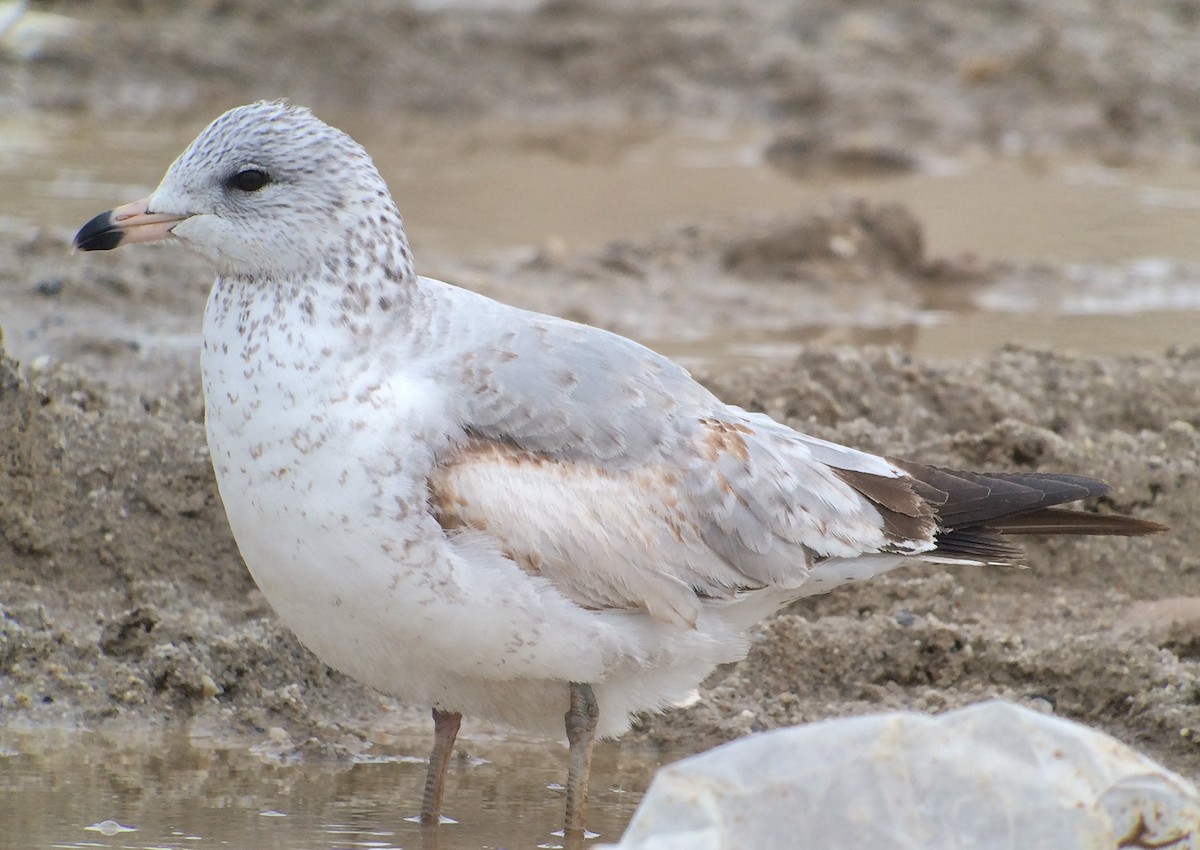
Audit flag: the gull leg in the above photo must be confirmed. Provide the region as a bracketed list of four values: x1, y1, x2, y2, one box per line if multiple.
[564, 681, 600, 840]
[420, 707, 462, 825]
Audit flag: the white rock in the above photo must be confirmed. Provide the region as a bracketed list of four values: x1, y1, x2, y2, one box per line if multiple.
[605, 701, 1200, 850]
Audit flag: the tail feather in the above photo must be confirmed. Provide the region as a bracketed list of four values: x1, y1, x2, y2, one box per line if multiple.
[887, 459, 1166, 565]
[929, 529, 1022, 562]
[981, 507, 1168, 536]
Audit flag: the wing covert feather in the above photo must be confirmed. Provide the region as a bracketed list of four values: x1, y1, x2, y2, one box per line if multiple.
[431, 297, 935, 620]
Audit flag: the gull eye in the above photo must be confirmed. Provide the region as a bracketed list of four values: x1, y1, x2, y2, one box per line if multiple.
[229, 168, 269, 193]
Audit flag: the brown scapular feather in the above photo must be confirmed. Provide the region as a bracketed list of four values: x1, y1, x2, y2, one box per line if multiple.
[832, 467, 937, 545]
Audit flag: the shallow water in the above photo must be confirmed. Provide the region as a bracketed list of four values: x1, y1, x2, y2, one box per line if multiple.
[0, 727, 655, 850]
[6, 111, 1200, 368]
[10, 112, 1200, 267]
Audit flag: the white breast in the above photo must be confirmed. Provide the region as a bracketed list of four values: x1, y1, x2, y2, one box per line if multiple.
[200, 283, 454, 690]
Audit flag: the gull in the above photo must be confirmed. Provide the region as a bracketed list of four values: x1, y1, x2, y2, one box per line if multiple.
[73, 101, 1166, 839]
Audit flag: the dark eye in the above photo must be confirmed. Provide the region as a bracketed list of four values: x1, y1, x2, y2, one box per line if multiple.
[229, 168, 269, 192]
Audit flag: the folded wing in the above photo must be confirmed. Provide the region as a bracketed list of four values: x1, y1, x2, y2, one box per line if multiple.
[431, 300, 1164, 626]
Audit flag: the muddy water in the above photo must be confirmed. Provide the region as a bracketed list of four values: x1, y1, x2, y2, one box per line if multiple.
[6, 111, 1200, 366]
[10, 113, 1200, 266]
[1, 727, 656, 850]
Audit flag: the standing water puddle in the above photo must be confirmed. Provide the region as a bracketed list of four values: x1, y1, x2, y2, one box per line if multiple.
[0, 727, 657, 849]
[3, 111, 1200, 367]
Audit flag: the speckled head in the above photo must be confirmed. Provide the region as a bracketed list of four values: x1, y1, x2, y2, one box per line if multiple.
[73, 100, 414, 283]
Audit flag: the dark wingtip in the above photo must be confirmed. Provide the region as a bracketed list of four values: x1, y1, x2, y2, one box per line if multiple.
[73, 210, 123, 251]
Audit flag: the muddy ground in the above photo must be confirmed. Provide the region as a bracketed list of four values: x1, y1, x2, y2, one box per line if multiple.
[2, 0, 1199, 786]
[13, 0, 1200, 168]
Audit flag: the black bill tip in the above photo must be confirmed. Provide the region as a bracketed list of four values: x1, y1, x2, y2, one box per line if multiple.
[73, 210, 124, 251]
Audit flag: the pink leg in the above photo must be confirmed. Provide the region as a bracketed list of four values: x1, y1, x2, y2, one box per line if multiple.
[419, 707, 462, 825]
[563, 682, 599, 840]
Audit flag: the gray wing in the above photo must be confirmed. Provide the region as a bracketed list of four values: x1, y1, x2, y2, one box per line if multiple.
[429, 291, 935, 625]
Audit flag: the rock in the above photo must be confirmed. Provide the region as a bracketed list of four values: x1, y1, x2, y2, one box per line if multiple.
[605, 701, 1200, 850]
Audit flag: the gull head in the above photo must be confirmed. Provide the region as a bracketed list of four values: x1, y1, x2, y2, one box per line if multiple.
[74, 100, 406, 281]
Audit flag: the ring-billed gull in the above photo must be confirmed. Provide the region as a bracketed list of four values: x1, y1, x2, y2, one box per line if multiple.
[73, 101, 1166, 839]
